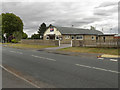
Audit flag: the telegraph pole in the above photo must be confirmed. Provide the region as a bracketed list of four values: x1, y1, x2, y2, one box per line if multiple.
[110, 28, 112, 34]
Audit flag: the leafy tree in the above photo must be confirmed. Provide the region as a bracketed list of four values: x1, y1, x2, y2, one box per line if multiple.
[90, 26, 96, 30]
[13, 31, 22, 41]
[22, 32, 28, 39]
[31, 34, 40, 39]
[2, 13, 23, 41]
[38, 23, 46, 38]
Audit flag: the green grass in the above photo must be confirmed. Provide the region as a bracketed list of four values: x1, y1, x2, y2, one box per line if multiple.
[4, 43, 57, 49]
[58, 47, 118, 55]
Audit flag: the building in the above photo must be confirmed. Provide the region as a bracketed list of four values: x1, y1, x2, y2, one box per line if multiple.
[43, 26, 104, 44]
[114, 34, 120, 39]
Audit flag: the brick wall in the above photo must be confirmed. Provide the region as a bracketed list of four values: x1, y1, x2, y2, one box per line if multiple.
[21, 39, 59, 46]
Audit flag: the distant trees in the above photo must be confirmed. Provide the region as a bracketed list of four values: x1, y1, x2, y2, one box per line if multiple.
[22, 32, 28, 39]
[38, 23, 47, 39]
[31, 34, 40, 39]
[90, 26, 96, 30]
[30, 23, 53, 39]
[1, 13, 24, 42]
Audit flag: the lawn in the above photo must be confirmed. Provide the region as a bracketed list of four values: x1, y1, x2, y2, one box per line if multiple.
[3, 43, 57, 49]
[58, 47, 119, 55]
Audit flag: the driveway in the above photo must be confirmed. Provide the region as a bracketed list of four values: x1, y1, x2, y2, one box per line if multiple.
[44, 44, 72, 50]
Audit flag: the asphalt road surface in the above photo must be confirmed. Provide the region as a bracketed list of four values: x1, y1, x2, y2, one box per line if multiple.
[2, 46, 119, 88]
[2, 68, 35, 88]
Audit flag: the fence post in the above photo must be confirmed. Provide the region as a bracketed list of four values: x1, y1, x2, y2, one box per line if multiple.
[71, 40, 72, 47]
[59, 40, 60, 47]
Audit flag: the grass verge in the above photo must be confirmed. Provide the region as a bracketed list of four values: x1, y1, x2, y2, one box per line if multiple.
[58, 47, 118, 55]
[3, 43, 57, 49]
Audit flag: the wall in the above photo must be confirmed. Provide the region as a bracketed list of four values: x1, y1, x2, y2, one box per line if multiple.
[99, 35, 114, 42]
[72, 39, 118, 48]
[60, 35, 72, 44]
[60, 35, 96, 44]
[44, 27, 61, 37]
[21, 39, 59, 46]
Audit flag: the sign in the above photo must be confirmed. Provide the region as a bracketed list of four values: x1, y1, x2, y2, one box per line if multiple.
[50, 27, 54, 32]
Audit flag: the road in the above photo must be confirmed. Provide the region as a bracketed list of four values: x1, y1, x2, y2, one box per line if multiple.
[2, 68, 35, 88]
[2, 46, 118, 88]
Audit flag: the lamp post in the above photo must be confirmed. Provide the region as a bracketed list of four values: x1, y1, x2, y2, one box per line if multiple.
[110, 28, 112, 34]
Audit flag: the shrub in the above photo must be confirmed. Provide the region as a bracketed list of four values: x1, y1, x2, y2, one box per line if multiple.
[11, 39, 18, 43]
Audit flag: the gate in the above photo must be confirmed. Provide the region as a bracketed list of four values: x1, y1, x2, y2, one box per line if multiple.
[59, 40, 72, 47]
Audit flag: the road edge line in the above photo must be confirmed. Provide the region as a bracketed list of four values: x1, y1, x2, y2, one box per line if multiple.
[0, 65, 40, 88]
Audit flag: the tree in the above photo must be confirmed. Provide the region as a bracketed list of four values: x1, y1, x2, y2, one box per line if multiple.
[2, 13, 23, 41]
[90, 26, 96, 30]
[38, 23, 46, 38]
[31, 34, 40, 39]
[22, 32, 28, 39]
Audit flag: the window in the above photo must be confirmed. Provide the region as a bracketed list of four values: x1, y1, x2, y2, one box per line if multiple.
[65, 35, 70, 39]
[71, 36, 74, 40]
[56, 36, 59, 40]
[91, 36, 94, 40]
[46, 36, 49, 40]
[76, 35, 83, 40]
[103, 36, 105, 42]
[96, 36, 98, 42]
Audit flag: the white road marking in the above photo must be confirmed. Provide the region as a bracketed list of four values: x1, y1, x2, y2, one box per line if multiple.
[10, 51, 23, 54]
[110, 59, 118, 62]
[31, 55, 56, 61]
[75, 64, 119, 74]
[98, 58, 118, 62]
[0, 65, 40, 88]
[98, 58, 104, 60]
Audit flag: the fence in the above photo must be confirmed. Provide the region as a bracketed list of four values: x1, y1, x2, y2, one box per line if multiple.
[21, 39, 59, 46]
[72, 39, 120, 48]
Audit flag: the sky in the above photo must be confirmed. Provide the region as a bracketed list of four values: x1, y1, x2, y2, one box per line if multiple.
[1, 0, 119, 37]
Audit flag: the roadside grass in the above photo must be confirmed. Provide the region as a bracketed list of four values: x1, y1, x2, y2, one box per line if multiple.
[58, 47, 118, 55]
[3, 43, 57, 49]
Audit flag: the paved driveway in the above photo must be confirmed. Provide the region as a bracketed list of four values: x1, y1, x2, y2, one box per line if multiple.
[44, 44, 72, 50]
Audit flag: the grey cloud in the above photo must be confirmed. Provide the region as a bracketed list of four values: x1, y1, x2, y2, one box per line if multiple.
[104, 26, 118, 34]
[94, 5, 118, 16]
[96, 1, 117, 8]
[2, 1, 118, 36]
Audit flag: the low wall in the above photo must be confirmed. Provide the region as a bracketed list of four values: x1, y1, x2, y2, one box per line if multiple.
[21, 39, 59, 46]
[72, 40, 119, 48]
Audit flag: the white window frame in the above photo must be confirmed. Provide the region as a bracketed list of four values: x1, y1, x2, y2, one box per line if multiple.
[71, 36, 74, 40]
[46, 36, 49, 40]
[65, 35, 70, 39]
[91, 36, 95, 40]
[103, 36, 106, 42]
[76, 35, 83, 40]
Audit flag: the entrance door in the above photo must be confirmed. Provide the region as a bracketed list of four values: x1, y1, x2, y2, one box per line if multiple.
[48, 34, 55, 40]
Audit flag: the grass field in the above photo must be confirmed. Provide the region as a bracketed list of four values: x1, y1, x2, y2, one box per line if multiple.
[58, 47, 118, 55]
[3, 43, 56, 49]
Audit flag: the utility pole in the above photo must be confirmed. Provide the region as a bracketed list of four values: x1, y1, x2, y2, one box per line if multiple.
[102, 28, 103, 32]
[72, 25, 74, 27]
[110, 28, 112, 34]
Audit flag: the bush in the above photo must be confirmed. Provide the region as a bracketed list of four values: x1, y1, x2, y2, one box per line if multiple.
[11, 39, 18, 43]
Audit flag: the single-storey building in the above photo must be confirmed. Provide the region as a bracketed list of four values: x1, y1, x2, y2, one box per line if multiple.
[114, 34, 120, 39]
[43, 26, 116, 44]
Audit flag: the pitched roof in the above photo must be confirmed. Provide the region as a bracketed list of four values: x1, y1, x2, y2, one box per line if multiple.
[56, 27, 103, 35]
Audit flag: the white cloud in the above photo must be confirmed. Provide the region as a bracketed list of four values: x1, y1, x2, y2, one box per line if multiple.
[2, 0, 119, 37]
